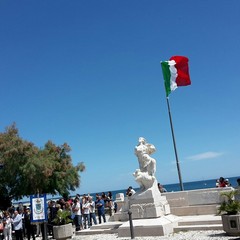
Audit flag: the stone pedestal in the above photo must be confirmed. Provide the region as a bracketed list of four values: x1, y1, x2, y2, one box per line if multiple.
[108, 180, 178, 237]
[118, 214, 181, 237]
[129, 181, 170, 219]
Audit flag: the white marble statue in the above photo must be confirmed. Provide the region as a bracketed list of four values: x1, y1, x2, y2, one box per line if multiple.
[111, 137, 171, 221]
[133, 137, 157, 190]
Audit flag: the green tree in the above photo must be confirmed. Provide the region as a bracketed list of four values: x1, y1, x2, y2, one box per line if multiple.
[0, 124, 85, 209]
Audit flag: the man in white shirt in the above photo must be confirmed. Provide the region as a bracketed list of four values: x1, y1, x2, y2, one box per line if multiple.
[89, 196, 97, 226]
[82, 197, 90, 229]
[72, 198, 82, 231]
[13, 210, 23, 240]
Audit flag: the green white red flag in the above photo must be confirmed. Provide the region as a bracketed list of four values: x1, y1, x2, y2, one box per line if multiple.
[161, 56, 191, 97]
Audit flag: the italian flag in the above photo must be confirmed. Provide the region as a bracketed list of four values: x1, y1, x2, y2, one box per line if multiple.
[161, 56, 191, 97]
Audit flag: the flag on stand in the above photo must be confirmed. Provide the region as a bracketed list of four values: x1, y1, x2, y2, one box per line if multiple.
[161, 56, 191, 97]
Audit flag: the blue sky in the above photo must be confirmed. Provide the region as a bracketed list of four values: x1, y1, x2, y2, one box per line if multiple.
[1, 0, 240, 194]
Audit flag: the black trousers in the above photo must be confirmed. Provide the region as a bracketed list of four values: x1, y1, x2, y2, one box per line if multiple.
[26, 226, 35, 240]
[15, 229, 23, 240]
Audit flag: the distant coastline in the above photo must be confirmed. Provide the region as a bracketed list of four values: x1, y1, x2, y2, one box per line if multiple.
[13, 175, 239, 205]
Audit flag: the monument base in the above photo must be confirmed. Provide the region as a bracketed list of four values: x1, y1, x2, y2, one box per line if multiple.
[130, 180, 170, 219]
[130, 199, 170, 219]
[118, 214, 181, 237]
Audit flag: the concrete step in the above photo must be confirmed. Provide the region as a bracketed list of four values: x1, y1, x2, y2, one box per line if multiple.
[178, 215, 222, 226]
[171, 204, 219, 216]
[174, 224, 223, 232]
[90, 221, 122, 230]
[75, 221, 123, 235]
[174, 215, 223, 232]
[75, 228, 117, 235]
[178, 219, 221, 226]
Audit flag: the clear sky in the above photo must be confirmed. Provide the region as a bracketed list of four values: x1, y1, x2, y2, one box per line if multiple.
[1, 0, 240, 195]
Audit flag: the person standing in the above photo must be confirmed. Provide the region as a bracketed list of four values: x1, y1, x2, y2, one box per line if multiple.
[157, 183, 167, 193]
[235, 178, 240, 201]
[3, 212, 13, 240]
[101, 192, 107, 207]
[24, 208, 35, 240]
[113, 201, 118, 213]
[72, 197, 82, 231]
[88, 196, 97, 226]
[82, 197, 90, 229]
[95, 196, 106, 224]
[13, 210, 23, 240]
[106, 192, 112, 207]
[236, 178, 240, 189]
[218, 177, 227, 187]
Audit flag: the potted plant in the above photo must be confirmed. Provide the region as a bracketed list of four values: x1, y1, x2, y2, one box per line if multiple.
[218, 189, 240, 236]
[52, 210, 73, 240]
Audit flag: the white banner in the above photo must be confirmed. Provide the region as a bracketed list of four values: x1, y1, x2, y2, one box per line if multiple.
[31, 195, 47, 221]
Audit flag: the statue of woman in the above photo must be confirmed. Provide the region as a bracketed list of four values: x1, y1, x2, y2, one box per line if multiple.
[134, 137, 156, 176]
[133, 137, 157, 191]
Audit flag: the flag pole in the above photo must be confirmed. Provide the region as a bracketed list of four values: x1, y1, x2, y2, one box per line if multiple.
[166, 96, 184, 191]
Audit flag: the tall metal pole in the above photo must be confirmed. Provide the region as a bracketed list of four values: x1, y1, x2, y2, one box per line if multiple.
[166, 97, 184, 191]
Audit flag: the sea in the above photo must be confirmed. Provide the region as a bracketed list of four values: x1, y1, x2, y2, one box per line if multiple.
[107, 176, 240, 201]
[13, 176, 239, 205]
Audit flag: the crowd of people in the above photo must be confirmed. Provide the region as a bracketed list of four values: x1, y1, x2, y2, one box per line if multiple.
[0, 206, 33, 240]
[48, 191, 118, 233]
[0, 191, 118, 240]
